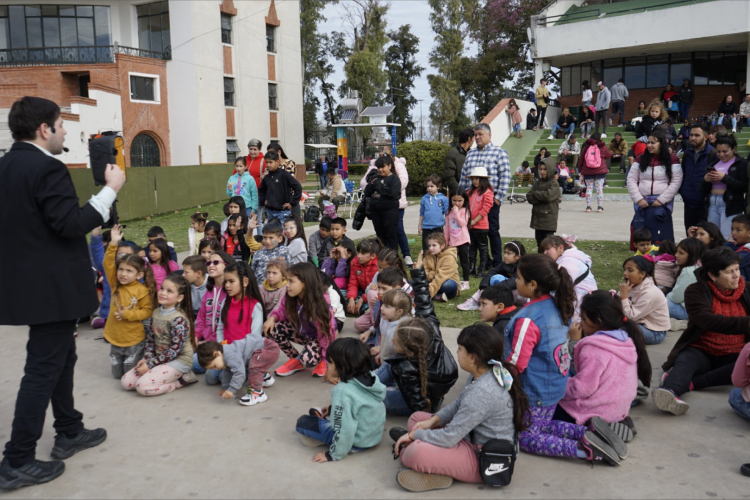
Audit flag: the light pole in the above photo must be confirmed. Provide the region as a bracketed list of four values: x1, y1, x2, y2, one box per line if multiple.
[418, 99, 424, 141]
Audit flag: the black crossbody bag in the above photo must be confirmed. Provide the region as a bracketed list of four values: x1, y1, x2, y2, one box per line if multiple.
[472, 431, 518, 487]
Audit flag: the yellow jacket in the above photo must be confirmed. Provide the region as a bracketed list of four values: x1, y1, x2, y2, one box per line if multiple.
[245, 233, 263, 252]
[103, 244, 154, 347]
[424, 246, 461, 298]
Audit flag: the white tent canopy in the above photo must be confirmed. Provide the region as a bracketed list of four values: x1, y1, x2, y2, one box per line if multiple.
[304, 143, 338, 148]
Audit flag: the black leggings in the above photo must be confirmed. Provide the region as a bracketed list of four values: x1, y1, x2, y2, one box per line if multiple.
[455, 243, 470, 281]
[537, 106, 547, 128]
[371, 207, 399, 251]
[535, 230, 555, 252]
[663, 346, 740, 396]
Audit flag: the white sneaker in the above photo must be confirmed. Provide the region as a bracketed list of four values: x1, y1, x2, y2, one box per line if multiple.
[457, 296, 479, 311]
[601, 133, 607, 139]
[239, 390, 268, 406]
[460, 281, 470, 291]
[547, 135, 554, 140]
[263, 372, 275, 388]
[608, 118, 613, 126]
[404, 256, 414, 267]
[733, 128, 737, 133]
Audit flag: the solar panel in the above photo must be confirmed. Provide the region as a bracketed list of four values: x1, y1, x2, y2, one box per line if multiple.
[341, 109, 357, 122]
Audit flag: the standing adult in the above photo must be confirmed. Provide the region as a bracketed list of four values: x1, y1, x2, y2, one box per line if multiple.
[315, 155, 330, 190]
[535, 78, 550, 129]
[627, 130, 684, 243]
[701, 134, 748, 239]
[680, 123, 715, 232]
[0, 97, 124, 489]
[364, 155, 402, 250]
[267, 143, 301, 217]
[443, 128, 474, 198]
[458, 123, 510, 267]
[609, 78, 629, 127]
[594, 81, 611, 138]
[661, 83, 680, 120]
[245, 138, 266, 190]
[679, 79, 695, 120]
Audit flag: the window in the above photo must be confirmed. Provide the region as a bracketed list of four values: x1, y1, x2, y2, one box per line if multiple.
[268, 83, 278, 110]
[266, 24, 275, 53]
[561, 66, 571, 96]
[603, 58, 623, 88]
[131, 133, 161, 167]
[724, 52, 740, 86]
[0, 4, 110, 50]
[570, 65, 580, 97]
[130, 74, 158, 102]
[137, 1, 170, 53]
[590, 60, 602, 90]
[226, 140, 240, 163]
[224, 77, 235, 106]
[646, 55, 668, 88]
[670, 53, 692, 86]
[624, 57, 646, 89]
[221, 14, 232, 44]
[693, 52, 709, 85]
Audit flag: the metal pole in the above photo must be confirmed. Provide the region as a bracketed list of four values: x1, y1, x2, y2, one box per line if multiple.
[418, 99, 424, 141]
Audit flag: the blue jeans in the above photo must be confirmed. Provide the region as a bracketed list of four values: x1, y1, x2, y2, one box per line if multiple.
[319, 174, 327, 190]
[375, 363, 413, 416]
[580, 122, 593, 136]
[612, 101, 625, 125]
[436, 279, 458, 300]
[679, 102, 691, 120]
[719, 115, 737, 130]
[707, 194, 732, 240]
[639, 324, 667, 345]
[667, 297, 689, 320]
[265, 208, 291, 223]
[551, 123, 574, 136]
[397, 209, 411, 258]
[513, 123, 522, 133]
[295, 415, 370, 453]
[729, 388, 750, 422]
[193, 355, 222, 384]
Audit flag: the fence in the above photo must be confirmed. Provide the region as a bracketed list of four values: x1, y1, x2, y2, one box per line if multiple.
[69, 163, 235, 221]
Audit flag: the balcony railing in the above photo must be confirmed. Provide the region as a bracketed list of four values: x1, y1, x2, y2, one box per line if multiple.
[0, 43, 171, 67]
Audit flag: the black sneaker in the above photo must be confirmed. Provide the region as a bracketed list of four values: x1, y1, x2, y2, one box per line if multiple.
[0, 458, 65, 490]
[389, 427, 408, 442]
[608, 417, 636, 442]
[578, 431, 621, 466]
[741, 463, 750, 477]
[589, 416, 627, 459]
[50, 428, 107, 460]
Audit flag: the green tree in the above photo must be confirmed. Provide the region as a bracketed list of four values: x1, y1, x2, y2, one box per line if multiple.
[385, 25, 423, 143]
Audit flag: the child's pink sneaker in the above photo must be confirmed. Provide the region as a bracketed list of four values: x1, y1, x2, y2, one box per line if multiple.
[275, 358, 306, 377]
[457, 296, 479, 311]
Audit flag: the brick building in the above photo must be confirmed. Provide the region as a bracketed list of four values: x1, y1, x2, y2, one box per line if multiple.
[0, 0, 303, 168]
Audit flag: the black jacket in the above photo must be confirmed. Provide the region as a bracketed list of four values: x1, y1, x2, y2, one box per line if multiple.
[718, 102, 738, 116]
[0, 142, 103, 325]
[479, 261, 517, 290]
[315, 158, 332, 176]
[388, 268, 459, 412]
[493, 306, 519, 336]
[700, 156, 748, 217]
[557, 114, 576, 128]
[579, 109, 594, 124]
[679, 85, 694, 105]
[224, 229, 251, 262]
[258, 168, 302, 211]
[635, 115, 663, 138]
[364, 172, 401, 211]
[526, 112, 538, 130]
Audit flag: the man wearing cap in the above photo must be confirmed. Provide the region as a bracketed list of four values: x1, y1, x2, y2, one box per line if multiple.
[458, 123, 510, 268]
[594, 81, 611, 138]
[557, 135, 581, 174]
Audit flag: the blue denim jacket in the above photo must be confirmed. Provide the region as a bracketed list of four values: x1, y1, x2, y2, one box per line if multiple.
[504, 297, 570, 407]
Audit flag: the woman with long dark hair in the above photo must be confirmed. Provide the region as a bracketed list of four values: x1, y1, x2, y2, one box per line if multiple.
[701, 133, 748, 239]
[717, 94, 739, 133]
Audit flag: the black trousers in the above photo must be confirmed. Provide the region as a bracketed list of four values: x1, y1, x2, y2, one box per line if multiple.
[663, 346, 739, 396]
[551, 403, 578, 424]
[371, 207, 399, 251]
[456, 243, 470, 281]
[487, 202, 503, 267]
[535, 230, 555, 252]
[537, 106, 547, 128]
[4, 320, 83, 467]
[421, 227, 444, 253]
[683, 205, 708, 234]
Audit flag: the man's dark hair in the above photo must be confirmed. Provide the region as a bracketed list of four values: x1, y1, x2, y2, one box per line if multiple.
[331, 217, 347, 228]
[326, 167, 337, 176]
[147, 226, 166, 238]
[319, 215, 333, 230]
[480, 285, 514, 308]
[618, 77, 625, 83]
[8, 96, 60, 141]
[458, 128, 474, 144]
[690, 122, 709, 134]
[632, 228, 652, 243]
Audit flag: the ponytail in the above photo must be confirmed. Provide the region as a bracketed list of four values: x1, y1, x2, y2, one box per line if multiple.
[517, 254, 576, 325]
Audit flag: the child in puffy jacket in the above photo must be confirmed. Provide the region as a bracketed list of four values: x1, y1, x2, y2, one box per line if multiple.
[620, 256, 670, 346]
[346, 239, 380, 313]
[652, 239, 679, 293]
[445, 187, 471, 290]
[422, 233, 460, 302]
[227, 157, 258, 215]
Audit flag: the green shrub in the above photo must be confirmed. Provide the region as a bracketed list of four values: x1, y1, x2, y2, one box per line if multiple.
[305, 158, 313, 171]
[398, 141, 451, 196]
[347, 163, 369, 176]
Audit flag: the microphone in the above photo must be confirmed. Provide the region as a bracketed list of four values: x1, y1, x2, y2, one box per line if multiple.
[62, 147, 69, 153]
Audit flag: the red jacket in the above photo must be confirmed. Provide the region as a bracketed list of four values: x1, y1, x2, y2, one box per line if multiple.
[246, 153, 266, 189]
[468, 188, 494, 230]
[347, 255, 379, 298]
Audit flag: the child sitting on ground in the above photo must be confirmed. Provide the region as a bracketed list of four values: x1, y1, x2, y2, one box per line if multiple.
[346, 239, 380, 313]
[458, 240, 526, 311]
[284, 214, 309, 265]
[540, 235, 597, 323]
[558, 291, 651, 440]
[252, 221, 292, 285]
[370, 289, 413, 366]
[666, 238, 705, 320]
[204, 221, 223, 245]
[515, 161, 533, 186]
[357, 265, 413, 346]
[688, 221, 726, 249]
[147, 226, 178, 262]
[295, 338, 386, 462]
[478, 285, 518, 335]
[652, 239, 679, 293]
[322, 239, 356, 294]
[445, 187, 471, 291]
[260, 259, 288, 316]
[727, 214, 750, 281]
[308, 215, 333, 267]
[121, 274, 198, 395]
[324, 217, 355, 256]
[620, 256, 670, 345]
[224, 213, 250, 263]
[188, 211, 209, 256]
[730, 341, 750, 422]
[422, 233, 460, 302]
[182, 256, 208, 318]
[418, 174, 449, 252]
[103, 225, 156, 379]
[147, 237, 180, 290]
[319, 272, 347, 333]
[633, 228, 658, 256]
[199, 238, 222, 262]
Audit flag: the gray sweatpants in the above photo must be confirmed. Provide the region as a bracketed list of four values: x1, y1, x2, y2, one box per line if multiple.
[110, 341, 145, 379]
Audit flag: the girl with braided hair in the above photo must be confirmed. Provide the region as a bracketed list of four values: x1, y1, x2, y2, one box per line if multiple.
[121, 274, 198, 396]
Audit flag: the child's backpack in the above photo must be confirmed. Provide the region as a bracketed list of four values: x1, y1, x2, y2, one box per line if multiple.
[304, 205, 320, 223]
[584, 144, 602, 168]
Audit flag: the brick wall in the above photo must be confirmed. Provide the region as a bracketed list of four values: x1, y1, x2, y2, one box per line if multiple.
[558, 85, 743, 120]
[226, 108, 235, 137]
[223, 46, 233, 75]
[267, 54, 276, 81]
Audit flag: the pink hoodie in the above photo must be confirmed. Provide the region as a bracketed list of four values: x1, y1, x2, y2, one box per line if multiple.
[360, 157, 409, 209]
[557, 246, 597, 322]
[559, 332, 638, 425]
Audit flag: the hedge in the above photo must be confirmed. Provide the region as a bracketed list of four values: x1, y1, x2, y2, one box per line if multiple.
[398, 141, 451, 196]
[348, 163, 369, 176]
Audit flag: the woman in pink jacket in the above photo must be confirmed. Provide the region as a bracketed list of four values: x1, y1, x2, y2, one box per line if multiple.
[627, 130, 683, 242]
[361, 155, 411, 265]
[556, 291, 651, 438]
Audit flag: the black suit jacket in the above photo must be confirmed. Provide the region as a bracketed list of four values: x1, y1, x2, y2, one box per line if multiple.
[0, 142, 103, 325]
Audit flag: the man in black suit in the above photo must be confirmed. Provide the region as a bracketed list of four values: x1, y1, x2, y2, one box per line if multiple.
[0, 97, 126, 490]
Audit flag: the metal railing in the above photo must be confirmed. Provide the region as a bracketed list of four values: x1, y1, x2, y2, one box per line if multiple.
[0, 43, 171, 67]
[540, 0, 706, 25]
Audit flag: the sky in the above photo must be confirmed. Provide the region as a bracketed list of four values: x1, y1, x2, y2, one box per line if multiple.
[315, 0, 476, 125]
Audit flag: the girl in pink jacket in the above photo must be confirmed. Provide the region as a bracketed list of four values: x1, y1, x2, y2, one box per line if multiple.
[620, 256, 671, 345]
[540, 235, 598, 323]
[445, 187, 471, 289]
[556, 291, 651, 438]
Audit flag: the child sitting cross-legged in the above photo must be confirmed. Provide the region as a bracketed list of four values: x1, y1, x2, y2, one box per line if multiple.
[322, 239, 356, 294]
[283, 214, 309, 265]
[147, 237, 180, 290]
[223, 213, 250, 262]
[633, 228, 658, 256]
[260, 259, 288, 316]
[620, 256, 670, 345]
[358, 266, 414, 349]
[354, 247, 410, 333]
[369, 289, 413, 367]
[188, 211, 209, 256]
[478, 285, 518, 335]
[308, 215, 333, 268]
[666, 238, 706, 320]
[458, 240, 526, 311]
[252, 220, 292, 285]
[727, 214, 750, 281]
[295, 338, 386, 462]
[421, 233, 460, 302]
[346, 238, 381, 313]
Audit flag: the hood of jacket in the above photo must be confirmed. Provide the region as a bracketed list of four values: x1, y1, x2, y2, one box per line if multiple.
[562, 246, 592, 267]
[578, 333, 637, 364]
[263, 278, 287, 292]
[340, 372, 387, 402]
